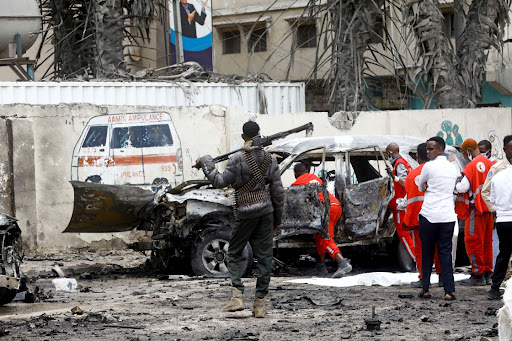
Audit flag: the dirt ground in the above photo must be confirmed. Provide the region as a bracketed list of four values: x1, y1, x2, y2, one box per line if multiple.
[0, 250, 503, 340]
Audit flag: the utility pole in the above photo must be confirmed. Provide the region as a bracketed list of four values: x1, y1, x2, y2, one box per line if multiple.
[172, 0, 184, 64]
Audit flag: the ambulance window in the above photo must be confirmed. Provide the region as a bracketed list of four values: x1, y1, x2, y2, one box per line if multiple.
[82, 126, 107, 148]
[141, 124, 173, 147]
[112, 126, 143, 148]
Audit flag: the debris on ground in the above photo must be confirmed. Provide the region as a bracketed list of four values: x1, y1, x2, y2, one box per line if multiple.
[51, 278, 78, 292]
[71, 306, 83, 315]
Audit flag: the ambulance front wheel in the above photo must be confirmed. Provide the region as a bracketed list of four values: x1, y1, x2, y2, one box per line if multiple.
[85, 175, 102, 183]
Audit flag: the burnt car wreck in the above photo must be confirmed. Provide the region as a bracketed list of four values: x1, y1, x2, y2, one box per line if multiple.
[0, 213, 23, 305]
[65, 135, 467, 277]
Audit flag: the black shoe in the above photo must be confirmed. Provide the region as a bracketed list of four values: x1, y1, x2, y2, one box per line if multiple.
[488, 289, 503, 300]
[484, 271, 492, 285]
[438, 277, 444, 288]
[411, 280, 422, 288]
[460, 275, 486, 286]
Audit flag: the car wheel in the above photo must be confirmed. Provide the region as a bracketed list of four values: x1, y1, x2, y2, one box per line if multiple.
[397, 241, 416, 272]
[0, 288, 17, 306]
[190, 228, 253, 278]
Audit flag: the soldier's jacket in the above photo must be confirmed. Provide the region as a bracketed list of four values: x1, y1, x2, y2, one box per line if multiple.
[200, 147, 285, 222]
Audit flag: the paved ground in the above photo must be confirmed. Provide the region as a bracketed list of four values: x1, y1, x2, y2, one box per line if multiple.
[0, 250, 502, 340]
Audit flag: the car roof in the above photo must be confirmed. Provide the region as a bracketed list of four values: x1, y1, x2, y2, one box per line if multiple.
[268, 135, 426, 155]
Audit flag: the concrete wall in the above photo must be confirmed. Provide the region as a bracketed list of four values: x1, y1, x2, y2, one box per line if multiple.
[0, 104, 510, 251]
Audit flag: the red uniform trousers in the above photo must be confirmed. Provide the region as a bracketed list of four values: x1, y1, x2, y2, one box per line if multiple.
[315, 203, 342, 258]
[464, 208, 494, 276]
[413, 228, 441, 279]
[392, 209, 415, 260]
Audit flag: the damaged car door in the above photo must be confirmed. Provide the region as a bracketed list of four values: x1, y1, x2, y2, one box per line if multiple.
[341, 147, 394, 243]
[274, 148, 331, 241]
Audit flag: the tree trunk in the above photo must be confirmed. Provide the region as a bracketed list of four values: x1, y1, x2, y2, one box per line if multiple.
[456, 0, 509, 106]
[93, 0, 126, 78]
[328, 0, 381, 111]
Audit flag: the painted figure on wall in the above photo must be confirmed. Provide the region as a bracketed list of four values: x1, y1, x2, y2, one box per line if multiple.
[453, 125, 463, 146]
[439, 120, 463, 146]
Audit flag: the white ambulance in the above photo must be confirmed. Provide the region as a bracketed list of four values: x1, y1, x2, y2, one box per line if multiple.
[71, 112, 184, 188]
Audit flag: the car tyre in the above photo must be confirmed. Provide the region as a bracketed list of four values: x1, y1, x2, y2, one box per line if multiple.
[190, 228, 253, 278]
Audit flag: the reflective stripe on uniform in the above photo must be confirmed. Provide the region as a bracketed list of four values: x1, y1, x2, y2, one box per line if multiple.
[402, 236, 416, 261]
[456, 196, 470, 205]
[471, 254, 478, 275]
[474, 184, 484, 196]
[406, 196, 424, 205]
[469, 209, 475, 235]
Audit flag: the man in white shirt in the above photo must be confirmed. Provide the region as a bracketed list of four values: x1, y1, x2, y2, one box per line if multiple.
[482, 135, 512, 274]
[488, 140, 512, 300]
[417, 136, 459, 300]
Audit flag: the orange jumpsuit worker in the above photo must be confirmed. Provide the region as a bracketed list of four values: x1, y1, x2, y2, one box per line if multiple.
[386, 143, 415, 262]
[456, 138, 493, 286]
[402, 143, 441, 288]
[292, 162, 352, 278]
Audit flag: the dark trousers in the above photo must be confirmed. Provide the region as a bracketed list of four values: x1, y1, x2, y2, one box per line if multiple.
[419, 215, 455, 293]
[491, 222, 512, 292]
[227, 212, 274, 299]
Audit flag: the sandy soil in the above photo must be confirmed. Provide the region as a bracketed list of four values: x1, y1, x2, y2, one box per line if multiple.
[0, 250, 502, 340]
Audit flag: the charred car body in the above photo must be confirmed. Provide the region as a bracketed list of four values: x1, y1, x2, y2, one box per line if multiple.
[65, 135, 467, 277]
[0, 213, 23, 305]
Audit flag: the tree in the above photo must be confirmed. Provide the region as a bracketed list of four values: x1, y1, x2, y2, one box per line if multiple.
[406, 0, 510, 108]
[38, 0, 158, 79]
[302, 0, 511, 110]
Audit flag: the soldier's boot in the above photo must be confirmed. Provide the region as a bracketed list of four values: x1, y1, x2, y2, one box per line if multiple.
[253, 297, 266, 318]
[223, 287, 244, 312]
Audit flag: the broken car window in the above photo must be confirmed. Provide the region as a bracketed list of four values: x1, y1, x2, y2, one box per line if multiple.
[82, 126, 108, 148]
[349, 155, 382, 184]
[141, 124, 173, 147]
[112, 125, 173, 149]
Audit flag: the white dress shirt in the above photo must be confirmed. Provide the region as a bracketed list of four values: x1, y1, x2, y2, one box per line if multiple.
[490, 165, 512, 223]
[418, 155, 459, 223]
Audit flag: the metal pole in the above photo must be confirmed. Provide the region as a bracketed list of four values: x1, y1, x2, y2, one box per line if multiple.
[172, 0, 184, 64]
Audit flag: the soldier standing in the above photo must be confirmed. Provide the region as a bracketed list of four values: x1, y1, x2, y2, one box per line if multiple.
[195, 121, 285, 318]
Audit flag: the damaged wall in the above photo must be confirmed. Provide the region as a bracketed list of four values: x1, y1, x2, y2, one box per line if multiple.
[0, 103, 510, 251]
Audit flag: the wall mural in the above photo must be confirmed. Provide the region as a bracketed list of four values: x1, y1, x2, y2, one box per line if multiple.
[438, 120, 464, 146]
[434, 122, 503, 160]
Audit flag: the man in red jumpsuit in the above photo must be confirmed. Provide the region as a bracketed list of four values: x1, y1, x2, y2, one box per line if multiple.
[402, 143, 442, 288]
[292, 162, 352, 278]
[386, 143, 416, 263]
[456, 138, 493, 286]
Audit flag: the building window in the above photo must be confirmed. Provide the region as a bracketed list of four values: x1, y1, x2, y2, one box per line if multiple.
[442, 12, 455, 39]
[369, 15, 384, 44]
[222, 30, 241, 54]
[248, 27, 267, 53]
[297, 24, 317, 48]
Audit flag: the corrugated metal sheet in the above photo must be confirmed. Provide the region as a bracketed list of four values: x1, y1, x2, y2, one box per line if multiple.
[0, 81, 305, 114]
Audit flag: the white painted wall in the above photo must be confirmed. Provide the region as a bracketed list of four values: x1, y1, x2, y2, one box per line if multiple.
[0, 104, 510, 251]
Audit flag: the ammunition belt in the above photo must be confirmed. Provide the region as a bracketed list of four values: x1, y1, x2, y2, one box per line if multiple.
[235, 150, 271, 208]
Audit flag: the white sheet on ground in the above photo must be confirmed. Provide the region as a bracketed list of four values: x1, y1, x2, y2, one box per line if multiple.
[286, 272, 470, 288]
[498, 277, 512, 341]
